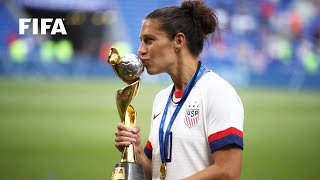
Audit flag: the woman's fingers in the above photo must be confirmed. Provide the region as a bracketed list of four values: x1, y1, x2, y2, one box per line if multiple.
[131, 125, 140, 134]
[114, 123, 140, 151]
[114, 131, 136, 143]
[117, 123, 131, 131]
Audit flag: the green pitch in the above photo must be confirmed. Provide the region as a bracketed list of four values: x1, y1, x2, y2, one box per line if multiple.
[0, 78, 319, 180]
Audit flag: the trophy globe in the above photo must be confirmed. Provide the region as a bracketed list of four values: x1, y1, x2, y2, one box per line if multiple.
[108, 48, 144, 85]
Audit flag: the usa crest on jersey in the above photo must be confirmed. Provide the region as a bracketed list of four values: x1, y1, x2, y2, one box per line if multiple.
[185, 105, 199, 128]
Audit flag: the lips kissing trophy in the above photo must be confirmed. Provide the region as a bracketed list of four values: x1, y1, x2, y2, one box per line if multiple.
[107, 48, 146, 180]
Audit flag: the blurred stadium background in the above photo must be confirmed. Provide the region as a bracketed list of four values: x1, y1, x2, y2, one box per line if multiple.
[0, 0, 320, 179]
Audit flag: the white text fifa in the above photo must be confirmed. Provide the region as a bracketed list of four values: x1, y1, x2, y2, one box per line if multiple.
[19, 18, 67, 35]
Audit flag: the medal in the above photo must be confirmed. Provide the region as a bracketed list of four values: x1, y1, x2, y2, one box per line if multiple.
[160, 163, 167, 179]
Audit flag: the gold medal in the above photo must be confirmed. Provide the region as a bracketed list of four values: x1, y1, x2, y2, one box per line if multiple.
[160, 163, 167, 179]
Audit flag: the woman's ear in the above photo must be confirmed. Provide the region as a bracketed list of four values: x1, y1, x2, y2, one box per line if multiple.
[174, 32, 186, 52]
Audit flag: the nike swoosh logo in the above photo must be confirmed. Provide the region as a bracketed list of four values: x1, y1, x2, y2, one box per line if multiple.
[153, 112, 161, 120]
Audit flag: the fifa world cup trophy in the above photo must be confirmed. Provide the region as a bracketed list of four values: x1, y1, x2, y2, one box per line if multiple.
[107, 48, 146, 180]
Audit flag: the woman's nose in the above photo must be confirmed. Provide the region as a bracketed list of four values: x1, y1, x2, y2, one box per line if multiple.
[138, 43, 146, 56]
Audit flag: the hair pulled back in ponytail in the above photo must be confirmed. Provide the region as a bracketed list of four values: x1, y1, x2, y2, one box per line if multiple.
[146, 0, 218, 57]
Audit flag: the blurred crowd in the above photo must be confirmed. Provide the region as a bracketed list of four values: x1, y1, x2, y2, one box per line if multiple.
[202, 0, 320, 75]
[0, 0, 320, 81]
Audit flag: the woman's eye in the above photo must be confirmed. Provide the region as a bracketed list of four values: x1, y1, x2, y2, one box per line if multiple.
[144, 37, 153, 44]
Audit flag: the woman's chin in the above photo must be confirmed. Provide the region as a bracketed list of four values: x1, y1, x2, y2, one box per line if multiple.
[146, 68, 158, 75]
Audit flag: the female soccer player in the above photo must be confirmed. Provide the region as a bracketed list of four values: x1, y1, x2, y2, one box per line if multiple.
[115, 1, 244, 179]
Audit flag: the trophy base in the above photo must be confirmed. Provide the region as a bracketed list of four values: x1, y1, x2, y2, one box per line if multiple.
[110, 162, 146, 180]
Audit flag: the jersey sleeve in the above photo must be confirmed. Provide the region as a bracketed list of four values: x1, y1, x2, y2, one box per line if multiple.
[143, 87, 170, 160]
[143, 108, 154, 160]
[144, 140, 153, 159]
[205, 77, 244, 153]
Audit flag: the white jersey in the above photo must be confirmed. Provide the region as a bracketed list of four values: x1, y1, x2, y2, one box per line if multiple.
[144, 70, 244, 180]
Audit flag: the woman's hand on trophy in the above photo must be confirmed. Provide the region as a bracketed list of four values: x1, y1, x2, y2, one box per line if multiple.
[115, 123, 141, 152]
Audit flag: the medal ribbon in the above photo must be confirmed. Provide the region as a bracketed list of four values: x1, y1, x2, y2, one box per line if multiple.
[159, 62, 206, 164]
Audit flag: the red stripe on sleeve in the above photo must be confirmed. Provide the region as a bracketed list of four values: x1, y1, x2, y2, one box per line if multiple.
[146, 140, 153, 150]
[208, 127, 243, 143]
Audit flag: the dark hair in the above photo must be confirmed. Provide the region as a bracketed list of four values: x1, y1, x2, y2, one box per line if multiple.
[146, 0, 218, 57]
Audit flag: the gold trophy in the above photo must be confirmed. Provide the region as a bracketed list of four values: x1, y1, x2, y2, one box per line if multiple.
[107, 48, 146, 180]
